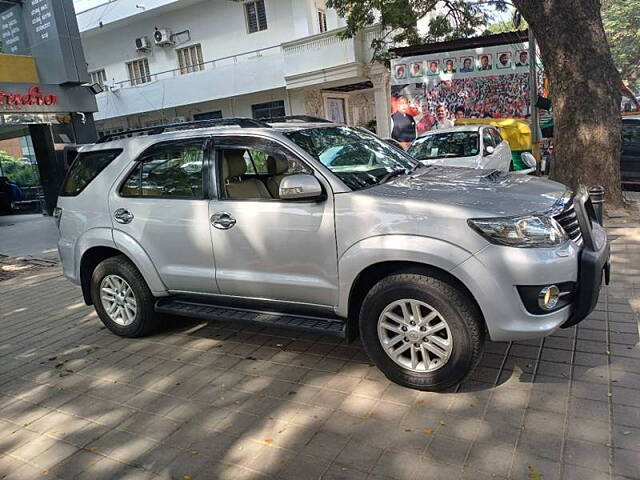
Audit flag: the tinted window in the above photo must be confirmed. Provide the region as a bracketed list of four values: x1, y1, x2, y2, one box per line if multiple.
[482, 129, 495, 149]
[61, 149, 122, 196]
[121, 140, 205, 198]
[622, 123, 640, 145]
[489, 128, 503, 145]
[408, 132, 480, 160]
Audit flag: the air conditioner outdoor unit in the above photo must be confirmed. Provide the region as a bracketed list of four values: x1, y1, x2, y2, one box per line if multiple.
[135, 36, 151, 51]
[154, 28, 173, 46]
[173, 116, 188, 123]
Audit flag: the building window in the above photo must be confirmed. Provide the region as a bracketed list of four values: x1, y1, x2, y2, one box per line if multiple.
[177, 44, 205, 74]
[126, 58, 151, 86]
[245, 0, 268, 34]
[251, 100, 285, 120]
[89, 69, 107, 87]
[318, 9, 327, 33]
[194, 111, 223, 121]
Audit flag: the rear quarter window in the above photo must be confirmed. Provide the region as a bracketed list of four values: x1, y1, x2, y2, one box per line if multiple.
[61, 149, 123, 196]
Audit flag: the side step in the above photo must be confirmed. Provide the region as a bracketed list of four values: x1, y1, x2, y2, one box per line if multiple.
[155, 298, 348, 339]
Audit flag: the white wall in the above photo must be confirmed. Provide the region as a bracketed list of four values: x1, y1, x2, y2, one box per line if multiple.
[82, 0, 333, 85]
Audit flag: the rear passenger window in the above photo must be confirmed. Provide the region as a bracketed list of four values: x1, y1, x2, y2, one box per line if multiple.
[61, 149, 122, 196]
[121, 140, 205, 198]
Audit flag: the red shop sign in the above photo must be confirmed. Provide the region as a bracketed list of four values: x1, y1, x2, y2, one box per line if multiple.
[0, 86, 57, 108]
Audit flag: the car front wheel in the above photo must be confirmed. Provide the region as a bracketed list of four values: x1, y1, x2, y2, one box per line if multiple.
[90, 255, 158, 337]
[359, 273, 485, 391]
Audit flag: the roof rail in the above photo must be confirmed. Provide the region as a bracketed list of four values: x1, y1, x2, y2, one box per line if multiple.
[96, 118, 271, 143]
[264, 115, 332, 124]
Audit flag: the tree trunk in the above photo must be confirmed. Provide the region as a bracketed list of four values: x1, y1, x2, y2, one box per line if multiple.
[512, 0, 623, 208]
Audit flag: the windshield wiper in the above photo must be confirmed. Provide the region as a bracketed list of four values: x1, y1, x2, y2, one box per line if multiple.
[379, 169, 408, 184]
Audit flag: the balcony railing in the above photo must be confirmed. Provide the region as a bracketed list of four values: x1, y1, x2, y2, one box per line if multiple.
[110, 45, 281, 89]
[281, 26, 381, 80]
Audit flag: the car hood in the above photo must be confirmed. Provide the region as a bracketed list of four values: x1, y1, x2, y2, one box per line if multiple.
[420, 156, 480, 168]
[368, 165, 567, 217]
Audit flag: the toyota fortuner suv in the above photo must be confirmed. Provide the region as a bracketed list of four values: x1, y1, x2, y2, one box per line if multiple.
[56, 116, 610, 391]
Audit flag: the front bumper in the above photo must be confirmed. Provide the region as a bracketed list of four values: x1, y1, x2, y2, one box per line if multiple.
[559, 190, 610, 328]
[452, 189, 609, 341]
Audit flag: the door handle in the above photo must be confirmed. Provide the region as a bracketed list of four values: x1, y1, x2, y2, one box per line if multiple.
[114, 208, 134, 224]
[211, 212, 236, 230]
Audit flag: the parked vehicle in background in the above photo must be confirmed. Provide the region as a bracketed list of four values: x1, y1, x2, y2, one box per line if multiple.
[621, 114, 640, 189]
[56, 117, 609, 391]
[408, 125, 511, 171]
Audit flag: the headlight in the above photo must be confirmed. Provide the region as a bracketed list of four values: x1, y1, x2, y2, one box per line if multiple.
[468, 214, 567, 248]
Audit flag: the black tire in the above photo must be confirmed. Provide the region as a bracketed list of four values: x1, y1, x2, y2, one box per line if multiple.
[359, 273, 484, 391]
[90, 255, 158, 337]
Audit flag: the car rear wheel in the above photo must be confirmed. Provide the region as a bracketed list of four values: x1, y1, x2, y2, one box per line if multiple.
[90, 255, 158, 337]
[359, 273, 484, 391]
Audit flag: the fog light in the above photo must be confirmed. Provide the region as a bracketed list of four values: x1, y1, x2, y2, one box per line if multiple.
[538, 285, 560, 311]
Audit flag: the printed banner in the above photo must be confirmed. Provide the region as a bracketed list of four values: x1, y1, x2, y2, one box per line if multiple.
[390, 42, 535, 143]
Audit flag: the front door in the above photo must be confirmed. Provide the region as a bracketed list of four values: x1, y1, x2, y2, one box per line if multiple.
[109, 138, 217, 293]
[208, 135, 338, 307]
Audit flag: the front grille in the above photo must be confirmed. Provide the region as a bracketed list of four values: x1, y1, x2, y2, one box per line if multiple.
[553, 200, 583, 245]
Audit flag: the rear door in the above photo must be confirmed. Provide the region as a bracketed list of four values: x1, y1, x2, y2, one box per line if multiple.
[109, 138, 218, 293]
[621, 120, 640, 186]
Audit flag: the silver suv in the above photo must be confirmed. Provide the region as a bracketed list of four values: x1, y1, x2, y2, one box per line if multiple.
[56, 117, 610, 391]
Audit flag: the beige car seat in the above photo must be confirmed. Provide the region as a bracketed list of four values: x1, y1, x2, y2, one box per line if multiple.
[266, 155, 289, 198]
[223, 150, 271, 199]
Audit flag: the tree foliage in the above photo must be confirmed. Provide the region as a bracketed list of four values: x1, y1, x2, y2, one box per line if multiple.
[0, 152, 40, 187]
[326, 0, 508, 61]
[602, 0, 640, 87]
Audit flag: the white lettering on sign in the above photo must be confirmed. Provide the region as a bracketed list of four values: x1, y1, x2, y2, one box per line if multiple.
[29, 0, 53, 41]
[0, 8, 24, 53]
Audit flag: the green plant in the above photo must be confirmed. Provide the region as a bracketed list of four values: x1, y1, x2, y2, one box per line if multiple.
[0, 151, 40, 187]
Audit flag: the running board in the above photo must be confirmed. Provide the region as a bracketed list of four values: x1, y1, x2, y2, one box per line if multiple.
[155, 298, 348, 339]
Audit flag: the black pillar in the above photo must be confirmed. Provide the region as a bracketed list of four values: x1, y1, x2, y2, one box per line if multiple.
[70, 112, 99, 144]
[29, 124, 63, 216]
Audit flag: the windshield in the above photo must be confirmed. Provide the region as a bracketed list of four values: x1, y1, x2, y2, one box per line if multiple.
[408, 131, 480, 160]
[284, 126, 418, 190]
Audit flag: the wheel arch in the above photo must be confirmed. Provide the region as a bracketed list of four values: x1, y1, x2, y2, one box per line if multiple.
[79, 232, 168, 305]
[79, 246, 126, 305]
[346, 260, 484, 336]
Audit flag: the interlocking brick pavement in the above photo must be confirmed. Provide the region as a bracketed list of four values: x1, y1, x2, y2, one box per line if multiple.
[0, 227, 639, 479]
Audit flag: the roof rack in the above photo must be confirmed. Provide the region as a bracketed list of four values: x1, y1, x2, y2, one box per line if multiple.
[264, 115, 332, 124]
[96, 117, 271, 143]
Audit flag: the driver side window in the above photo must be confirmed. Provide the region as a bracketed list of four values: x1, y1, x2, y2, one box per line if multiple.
[482, 129, 495, 154]
[217, 138, 311, 200]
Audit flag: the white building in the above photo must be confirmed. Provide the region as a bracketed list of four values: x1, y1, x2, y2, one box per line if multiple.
[78, 0, 391, 137]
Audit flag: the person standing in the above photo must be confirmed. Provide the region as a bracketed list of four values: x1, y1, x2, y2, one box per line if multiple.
[391, 95, 417, 144]
[431, 104, 455, 130]
[416, 101, 436, 136]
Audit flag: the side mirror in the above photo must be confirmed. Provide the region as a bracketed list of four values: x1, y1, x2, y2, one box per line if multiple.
[279, 174, 323, 200]
[484, 145, 495, 156]
[521, 151, 537, 168]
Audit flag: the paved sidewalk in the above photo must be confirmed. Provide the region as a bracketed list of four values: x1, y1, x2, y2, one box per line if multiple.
[0, 228, 639, 479]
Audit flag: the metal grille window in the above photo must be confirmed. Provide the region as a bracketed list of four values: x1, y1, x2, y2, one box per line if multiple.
[318, 9, 327, 33]
[251, 100, 285, 120]
[89, 69, 107, 86]
[177, 44, 204, 74]
[245, 0, 268, 33]
[127, 58, 151, 86]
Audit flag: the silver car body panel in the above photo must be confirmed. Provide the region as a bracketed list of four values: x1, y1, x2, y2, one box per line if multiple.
[58, 121, 588, 341]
